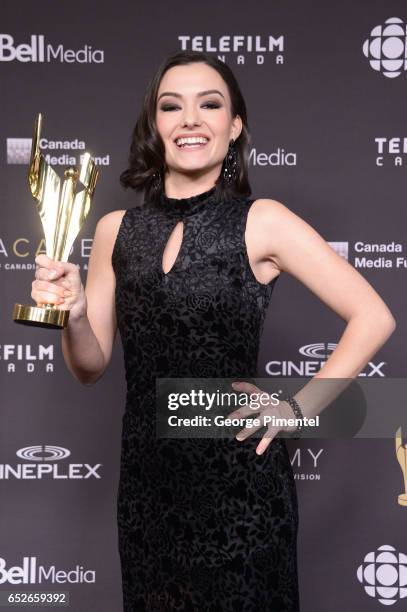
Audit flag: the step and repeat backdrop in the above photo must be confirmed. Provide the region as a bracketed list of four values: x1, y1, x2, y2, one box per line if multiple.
[1, 1, 406, 610]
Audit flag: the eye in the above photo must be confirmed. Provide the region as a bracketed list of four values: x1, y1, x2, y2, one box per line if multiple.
[202, 101, 221, 109]
[159, 101, 221, 111]
[160, 104, 179, 112]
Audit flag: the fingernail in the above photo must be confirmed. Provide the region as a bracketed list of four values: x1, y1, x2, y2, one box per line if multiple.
[48, 270, 57, 279]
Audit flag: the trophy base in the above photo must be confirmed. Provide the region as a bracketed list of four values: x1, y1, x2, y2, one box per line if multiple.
[13, 303, 69, 329]
[398, 494, 407, 507]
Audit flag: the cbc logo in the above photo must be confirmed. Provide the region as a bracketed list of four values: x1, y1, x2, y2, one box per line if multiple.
[16, 445, 71, 462]
[363, 17, 407, 78]
[357, 545, 407, 606]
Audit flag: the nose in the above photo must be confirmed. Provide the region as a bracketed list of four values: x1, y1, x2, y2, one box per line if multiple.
[181, 105, 201, 128]
[183, 118, 200, 127]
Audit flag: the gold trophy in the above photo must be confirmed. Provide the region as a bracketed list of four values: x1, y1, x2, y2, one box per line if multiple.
[12, 113, 99, 329]
[395, 426, 407, 506]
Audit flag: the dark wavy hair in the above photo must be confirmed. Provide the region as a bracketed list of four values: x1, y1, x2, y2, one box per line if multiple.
[120, 50, 252, 203]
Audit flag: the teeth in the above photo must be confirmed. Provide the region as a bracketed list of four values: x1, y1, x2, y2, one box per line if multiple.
[176, 137, 208, 146]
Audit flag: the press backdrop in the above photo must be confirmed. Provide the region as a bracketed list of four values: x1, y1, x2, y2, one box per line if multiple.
[1, 1, 406, 610]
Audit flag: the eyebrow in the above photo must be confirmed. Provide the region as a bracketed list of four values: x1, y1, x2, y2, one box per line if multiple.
[157, 89, 225, 101]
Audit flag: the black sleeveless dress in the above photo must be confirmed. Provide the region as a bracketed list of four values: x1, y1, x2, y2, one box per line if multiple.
[111, 185, 300, 612]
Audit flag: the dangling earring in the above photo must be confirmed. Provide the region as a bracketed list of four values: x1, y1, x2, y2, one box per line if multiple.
[151, 169, 162, 191]
[222, 139, 239, 184]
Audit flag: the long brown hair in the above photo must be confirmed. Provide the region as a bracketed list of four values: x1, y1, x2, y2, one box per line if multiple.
[120, 50, 252, 203]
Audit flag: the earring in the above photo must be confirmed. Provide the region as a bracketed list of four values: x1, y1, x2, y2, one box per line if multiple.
[151, 170, 162, 191]
[223, 139, 239, 184]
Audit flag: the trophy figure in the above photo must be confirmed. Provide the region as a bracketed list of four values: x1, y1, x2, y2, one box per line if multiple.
[395, 427, 407, 506]
[12, 113, 99, 329]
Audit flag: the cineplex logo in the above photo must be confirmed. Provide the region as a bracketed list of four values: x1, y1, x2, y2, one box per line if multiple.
[0, 34, 104, 63]
[266, 342, 386, 377]
[0, 445, 102, 480]
[0, 556, 95, 584]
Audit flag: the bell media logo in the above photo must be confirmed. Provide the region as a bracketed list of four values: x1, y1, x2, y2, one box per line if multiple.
[363, 17, 407, 78]
[0, 34, 104, 63]
[0, 556, 95, 584]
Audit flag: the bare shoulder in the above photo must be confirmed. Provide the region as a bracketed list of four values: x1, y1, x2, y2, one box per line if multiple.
[249, 197, 295, 224]
[87, 210, 128, 268]
[245, 197, 316, 275]
[97, 209, 127, 232]
[95, 209, 127, 244]
[248, 197, 313, 241]
[246, 197, 296, 248]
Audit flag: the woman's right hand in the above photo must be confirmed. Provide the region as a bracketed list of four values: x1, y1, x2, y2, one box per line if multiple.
[32, 254, 88, 321]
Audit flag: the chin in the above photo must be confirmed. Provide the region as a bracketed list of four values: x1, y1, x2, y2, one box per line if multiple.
[174, 163, 212, 175]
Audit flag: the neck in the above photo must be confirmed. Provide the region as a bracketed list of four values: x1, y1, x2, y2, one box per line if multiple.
[163, 167, 221, 199]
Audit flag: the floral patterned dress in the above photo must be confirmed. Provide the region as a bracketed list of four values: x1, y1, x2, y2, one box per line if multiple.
[111, 185, 300, 611]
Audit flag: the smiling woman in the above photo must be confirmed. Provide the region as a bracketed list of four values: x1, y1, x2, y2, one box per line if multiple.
[155, 68, 243, 194]
[110, 50, 303, 612]
[32, 49, 396, 612]
[119, 52, 251, 205]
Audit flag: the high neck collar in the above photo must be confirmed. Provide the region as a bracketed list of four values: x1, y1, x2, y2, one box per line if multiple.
[154, 185, 220, 218]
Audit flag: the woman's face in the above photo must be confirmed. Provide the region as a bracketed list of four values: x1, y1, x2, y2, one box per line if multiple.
[155, 62, 242, 178]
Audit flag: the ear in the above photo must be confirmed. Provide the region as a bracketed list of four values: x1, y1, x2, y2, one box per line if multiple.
[231, 115, 243, 141]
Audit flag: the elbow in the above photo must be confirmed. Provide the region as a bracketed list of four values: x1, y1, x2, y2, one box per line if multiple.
[386, 313, 396, 336]
[81, 372, 105, 386]
[81, 378, 97, 387]
[382, 300, 397, 334]
[368, 297, 397, 339]
[72, 367, 105, 387]
[351, 306, 396, 344]
[378, 309, 396, 341]
[72, 372, 95, 387]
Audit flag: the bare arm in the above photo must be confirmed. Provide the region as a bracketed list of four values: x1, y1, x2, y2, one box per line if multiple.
[246, 198, 396, 381]
[235, 199, 398, 453]
[61, 210, 126, 385]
